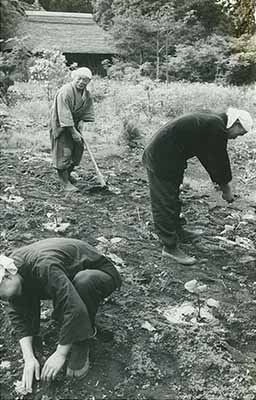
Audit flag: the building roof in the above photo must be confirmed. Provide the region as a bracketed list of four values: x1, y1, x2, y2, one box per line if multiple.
[16, 11, 116, 54]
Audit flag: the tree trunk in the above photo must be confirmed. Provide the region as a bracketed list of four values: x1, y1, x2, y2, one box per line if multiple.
[156, 31, 160, 80]
[165, 31, 169, 84]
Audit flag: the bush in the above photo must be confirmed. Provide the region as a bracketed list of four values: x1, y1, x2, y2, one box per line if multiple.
[167, 35, 230, 83]
[0, 38, 31, 103]
[121, 116, 144, 149]
[225, 34, 256, 85]
[102, 58, 141, 82]
[29, 49, 75, 101]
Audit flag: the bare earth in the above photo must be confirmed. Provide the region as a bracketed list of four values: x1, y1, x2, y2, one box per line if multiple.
[1, 135, 256, 400]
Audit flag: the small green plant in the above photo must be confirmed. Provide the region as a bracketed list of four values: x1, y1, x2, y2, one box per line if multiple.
[121, 116, 143, 149]
[184, 279, 208, 321]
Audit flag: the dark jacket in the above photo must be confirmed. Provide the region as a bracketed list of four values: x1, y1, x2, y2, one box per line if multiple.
[142, 111, 232, 185]
[7, 238, 121, 345]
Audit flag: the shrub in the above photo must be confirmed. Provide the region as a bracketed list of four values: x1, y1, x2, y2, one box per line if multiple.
[29, 49, 75, 101]
[102, 58, 141, 82]
[167, 34, 230, 83]
[121, 116, 144, 149]
[0, 66, 14, 104]
[0, 38, 31, 103]
[225, 34, 256, 85]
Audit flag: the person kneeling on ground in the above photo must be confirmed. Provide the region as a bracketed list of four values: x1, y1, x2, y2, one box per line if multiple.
[0, 238, 121, 393]
[50, 67, 95, 192]
[142, 107, 253, 266]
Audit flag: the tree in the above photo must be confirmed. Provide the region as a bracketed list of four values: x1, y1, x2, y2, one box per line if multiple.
[232, 0, 255, 36]
[173, 0, 228, 34]
[225, 33, 256, 84]
[217, 0, 255, 36]
[0, 0, 25, 42]
[111, 16, 156, 64]
[112, 0, 174, 17]
[91, 0, 174, 27]
[91, 0, 114, 29]
[22, 0, 93, 13]
[109, 3, 209, 78]
[167, 35, 230, 82]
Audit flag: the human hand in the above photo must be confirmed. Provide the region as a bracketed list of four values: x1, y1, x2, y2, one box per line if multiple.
[21, 356, 40, 393]
[41, 351, 66, 381]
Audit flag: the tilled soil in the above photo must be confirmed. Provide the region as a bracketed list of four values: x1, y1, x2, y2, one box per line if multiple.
[1, 141, 256, 400]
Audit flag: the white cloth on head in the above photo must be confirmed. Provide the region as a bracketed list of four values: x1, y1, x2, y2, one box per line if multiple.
[71, 67, 92, 80]
[0, 255, 17, 284]
[226, 107, 253, 132]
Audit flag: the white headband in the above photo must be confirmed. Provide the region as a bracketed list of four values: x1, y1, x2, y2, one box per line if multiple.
[227, 107, 253, 132]
[71, 67, 92, 80]
[0, 255, 18, 284]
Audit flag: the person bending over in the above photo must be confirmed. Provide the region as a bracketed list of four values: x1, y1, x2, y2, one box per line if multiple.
[142, 107, 253, 265]
[0, 238, 121, 393]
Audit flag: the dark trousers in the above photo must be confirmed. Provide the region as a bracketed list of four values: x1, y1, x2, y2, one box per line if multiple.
[72, 269, 116, 329]
[32, 270, 116, 347]
[146, 168, 183, 249]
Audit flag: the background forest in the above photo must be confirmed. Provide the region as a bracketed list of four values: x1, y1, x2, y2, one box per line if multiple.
[0, 0, 255, 85]
[1, 2, 256, 400]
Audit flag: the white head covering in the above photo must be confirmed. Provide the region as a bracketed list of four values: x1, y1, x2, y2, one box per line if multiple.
[226, 107, 253, 132]
[71, 67, 92, 80]
[0, 255, 17, 284]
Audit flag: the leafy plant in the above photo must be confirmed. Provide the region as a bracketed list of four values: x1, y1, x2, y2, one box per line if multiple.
[225, 34, 256, 85]
[0, 37, 31, 104]
[0, 0, 25, 43]
[184, 279, 208, 321]
[121, 116, 143, 149]
[29, 49, 75, 102]
[167, 34, 230, 83]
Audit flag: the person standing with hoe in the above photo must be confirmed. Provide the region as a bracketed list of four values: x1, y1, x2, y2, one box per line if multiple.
[143, 108, 253, 265]
[50, 67, 95, 191]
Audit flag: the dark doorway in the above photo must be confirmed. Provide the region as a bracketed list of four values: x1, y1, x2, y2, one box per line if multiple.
[64, 53, 114, 76]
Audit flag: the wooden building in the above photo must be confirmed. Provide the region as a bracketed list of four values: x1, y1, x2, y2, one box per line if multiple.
[17, 11, 117, 75]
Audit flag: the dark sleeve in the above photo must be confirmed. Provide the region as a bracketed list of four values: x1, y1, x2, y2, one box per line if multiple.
[8, 295, 40, 340]
[197, 123, 232, 185]
[34, 264, 94, 345]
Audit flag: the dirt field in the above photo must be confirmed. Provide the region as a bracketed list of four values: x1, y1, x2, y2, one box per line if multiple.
[1, 134, 256, 400]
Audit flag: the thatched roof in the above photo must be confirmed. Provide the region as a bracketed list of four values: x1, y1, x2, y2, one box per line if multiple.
[16, 11, 116, 54]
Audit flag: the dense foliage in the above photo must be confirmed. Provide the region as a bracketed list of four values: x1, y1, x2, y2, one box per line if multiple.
[0, 0, 25, 41]
[0, 1, 27, 103]
[92, 0, 256, 85]
[2, 0, 256, 86]
[22, 0, 93, 12]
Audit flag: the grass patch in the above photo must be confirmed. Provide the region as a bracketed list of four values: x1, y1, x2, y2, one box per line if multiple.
[2, 79, 255, 153]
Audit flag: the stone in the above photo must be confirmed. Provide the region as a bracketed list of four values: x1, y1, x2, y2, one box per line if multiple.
[206, 298, 220, 309]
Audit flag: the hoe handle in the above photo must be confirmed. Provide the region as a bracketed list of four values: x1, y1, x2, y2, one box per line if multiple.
[83, 138, 106, 187]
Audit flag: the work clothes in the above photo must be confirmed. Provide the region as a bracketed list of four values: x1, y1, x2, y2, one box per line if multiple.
[8, 238, 121, 345]
[146, 169, 182, 249]
[50, 82, 95, 170]
[142, 111, 232, 248]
